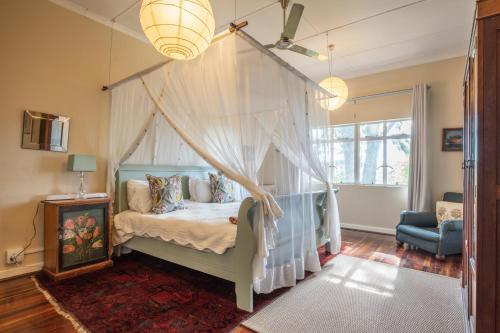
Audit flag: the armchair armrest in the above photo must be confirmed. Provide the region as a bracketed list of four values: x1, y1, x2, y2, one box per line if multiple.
[438, 219, 463, 256]
[399, 211, 438, 228]
[439, 219, 463, 236]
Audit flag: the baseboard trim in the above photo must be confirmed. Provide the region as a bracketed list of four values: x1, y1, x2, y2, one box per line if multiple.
[0, 262, 43, 281]
[341, 223, 396, 235]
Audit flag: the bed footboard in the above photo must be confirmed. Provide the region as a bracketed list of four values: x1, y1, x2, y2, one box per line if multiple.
[233, 197, 258, 312]
[272, 191, 331, 249]
[314, 191, 331, 250]
[232, 192, 328, 311]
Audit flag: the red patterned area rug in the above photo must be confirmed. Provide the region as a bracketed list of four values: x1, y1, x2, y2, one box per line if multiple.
[36, 246, 335, 333]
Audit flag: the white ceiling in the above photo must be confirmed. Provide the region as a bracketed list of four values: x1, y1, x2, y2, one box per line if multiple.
[52, 0, 475, 81]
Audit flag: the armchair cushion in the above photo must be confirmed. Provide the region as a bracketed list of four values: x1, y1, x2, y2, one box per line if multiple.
[397, 225, 440, 242]
[399, 211, 438, 228]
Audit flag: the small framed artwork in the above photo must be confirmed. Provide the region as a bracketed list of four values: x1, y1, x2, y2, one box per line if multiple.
[442, 128, 464, 152]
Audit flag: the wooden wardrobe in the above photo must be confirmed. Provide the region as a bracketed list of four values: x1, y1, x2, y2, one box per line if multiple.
[463, 1, 500, 332]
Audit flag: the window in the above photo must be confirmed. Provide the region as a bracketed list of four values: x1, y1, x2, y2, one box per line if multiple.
[332, 125, 355, 183]
[313, 119, 411, 186]
[359, 119, 411, 185]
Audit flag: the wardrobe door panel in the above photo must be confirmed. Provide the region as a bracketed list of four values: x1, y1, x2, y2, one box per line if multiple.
[475, 15, 500, 333]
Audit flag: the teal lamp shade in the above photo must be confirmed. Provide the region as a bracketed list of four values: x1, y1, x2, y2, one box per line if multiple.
[67, 154, 96, 172]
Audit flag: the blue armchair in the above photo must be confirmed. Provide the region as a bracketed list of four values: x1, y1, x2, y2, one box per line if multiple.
[396, 192, 463, 260]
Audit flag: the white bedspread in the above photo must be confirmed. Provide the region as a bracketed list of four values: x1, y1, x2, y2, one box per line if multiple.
[112, 200, 240, 254]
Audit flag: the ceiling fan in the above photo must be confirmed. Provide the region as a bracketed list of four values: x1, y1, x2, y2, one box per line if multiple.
[265, 0, 327, 61]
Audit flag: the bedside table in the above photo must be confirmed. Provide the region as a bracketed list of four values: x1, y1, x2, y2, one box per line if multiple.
[43, 197, 113, 280]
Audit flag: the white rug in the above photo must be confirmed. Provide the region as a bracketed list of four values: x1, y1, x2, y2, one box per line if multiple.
[243, 255, 464, 333]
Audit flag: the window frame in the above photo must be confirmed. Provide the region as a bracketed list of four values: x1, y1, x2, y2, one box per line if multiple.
[331, 124, 356, 184]
[324, 118, 411, 186]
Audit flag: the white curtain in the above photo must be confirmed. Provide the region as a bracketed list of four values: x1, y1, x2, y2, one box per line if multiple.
[107, 79, 206, 196]
[304, 83, 341, 253]
[408, 84, 431, 211]
[107, 78, 157, 195]
[125, 113, 206, 166]
[107, 32, 340, 293]
[266, 78, 341, 254]
[140, 35, 284, 284]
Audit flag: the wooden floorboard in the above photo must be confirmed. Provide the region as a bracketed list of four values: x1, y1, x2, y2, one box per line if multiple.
[0, 229, 462, 333]
[0, 276, 76, 333]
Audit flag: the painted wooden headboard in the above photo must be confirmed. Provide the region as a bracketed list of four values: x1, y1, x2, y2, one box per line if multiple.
[115, 164, 216, 213]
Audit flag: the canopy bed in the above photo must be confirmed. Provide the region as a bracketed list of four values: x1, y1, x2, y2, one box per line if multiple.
[112, 164, 331, 311]
[106, 29, 341, 312]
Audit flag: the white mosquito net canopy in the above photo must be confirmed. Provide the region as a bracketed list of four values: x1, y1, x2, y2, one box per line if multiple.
[107, 31, 340, 293]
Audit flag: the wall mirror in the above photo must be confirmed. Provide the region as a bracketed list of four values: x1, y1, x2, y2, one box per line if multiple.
[22, 110, 70, 152]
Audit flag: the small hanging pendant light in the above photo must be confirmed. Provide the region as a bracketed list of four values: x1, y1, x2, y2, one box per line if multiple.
[319, 43, 348, 111]
[319, 76, 349, 111]
[140, 0, 216, 60]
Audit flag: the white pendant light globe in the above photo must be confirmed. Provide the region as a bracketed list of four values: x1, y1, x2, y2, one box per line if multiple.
[140, 0, 215, 60]
[319, 76, 349, 111]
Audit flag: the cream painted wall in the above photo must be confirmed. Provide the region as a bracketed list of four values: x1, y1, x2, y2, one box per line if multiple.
[0, 0, 164, 278]
[0, 1, 466, 278]
[331, 57, 465, 233]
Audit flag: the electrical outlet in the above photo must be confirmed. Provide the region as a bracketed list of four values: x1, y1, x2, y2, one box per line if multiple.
[5, 248, 24, 264]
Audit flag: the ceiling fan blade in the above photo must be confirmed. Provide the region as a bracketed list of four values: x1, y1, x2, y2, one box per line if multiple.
[288, 44, 328, 61]
[264, 43, 276, 49]
[283, 3, 304, 40]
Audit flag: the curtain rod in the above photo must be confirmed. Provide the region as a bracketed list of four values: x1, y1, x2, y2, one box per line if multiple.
[101, 21, 248, 91]
[347, 86, 430, 103]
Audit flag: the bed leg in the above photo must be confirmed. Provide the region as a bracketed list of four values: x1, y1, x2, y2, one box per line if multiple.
[325, 241, 332, 254]
[235, 281, 254, 312]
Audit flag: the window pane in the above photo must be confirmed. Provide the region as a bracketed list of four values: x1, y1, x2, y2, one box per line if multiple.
[334, 125, 355, 140]
[311, 128, 323, 141]
[311, 127, 334, 141]
[387, 138, 410, 185]
[359, 140, 384, 184]
[311, 128, 320, 141]
[387, 120, 411, 136]
[313, 143, 331, 167]
[360, 122, 383, 138]
[333, 142, 355, 183]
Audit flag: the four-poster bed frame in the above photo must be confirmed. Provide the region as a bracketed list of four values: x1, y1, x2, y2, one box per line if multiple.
[107, 19, 340, 312]
[114, 164, 330, 312]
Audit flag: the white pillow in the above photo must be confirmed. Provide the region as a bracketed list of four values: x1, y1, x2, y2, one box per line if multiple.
[189, 178, 212, 203]
[195, 179, 212, 203]
[188, 177, 198, 201]
[127, 179, 152, 213]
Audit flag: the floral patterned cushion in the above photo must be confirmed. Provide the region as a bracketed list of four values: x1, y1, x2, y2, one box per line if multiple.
[436, 201, 463, 227]
[209, 173, 235, 204]
[146, 174, 184, 214]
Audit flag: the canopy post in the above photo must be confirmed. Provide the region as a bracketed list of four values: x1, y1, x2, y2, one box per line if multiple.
[229, 21, 248, 32]
[101, 20, 249, 92]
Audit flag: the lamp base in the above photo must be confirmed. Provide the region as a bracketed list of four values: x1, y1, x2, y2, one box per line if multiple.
[76, 171, 87, 199]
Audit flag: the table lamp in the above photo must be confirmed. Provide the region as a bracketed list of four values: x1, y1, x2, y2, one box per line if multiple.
[67, 154, 96, 198]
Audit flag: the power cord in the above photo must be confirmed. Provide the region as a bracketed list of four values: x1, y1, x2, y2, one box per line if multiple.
[13, 204, 39, 264]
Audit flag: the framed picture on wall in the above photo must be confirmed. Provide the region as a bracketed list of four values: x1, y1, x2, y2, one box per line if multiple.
[442, 128, 464, 151]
